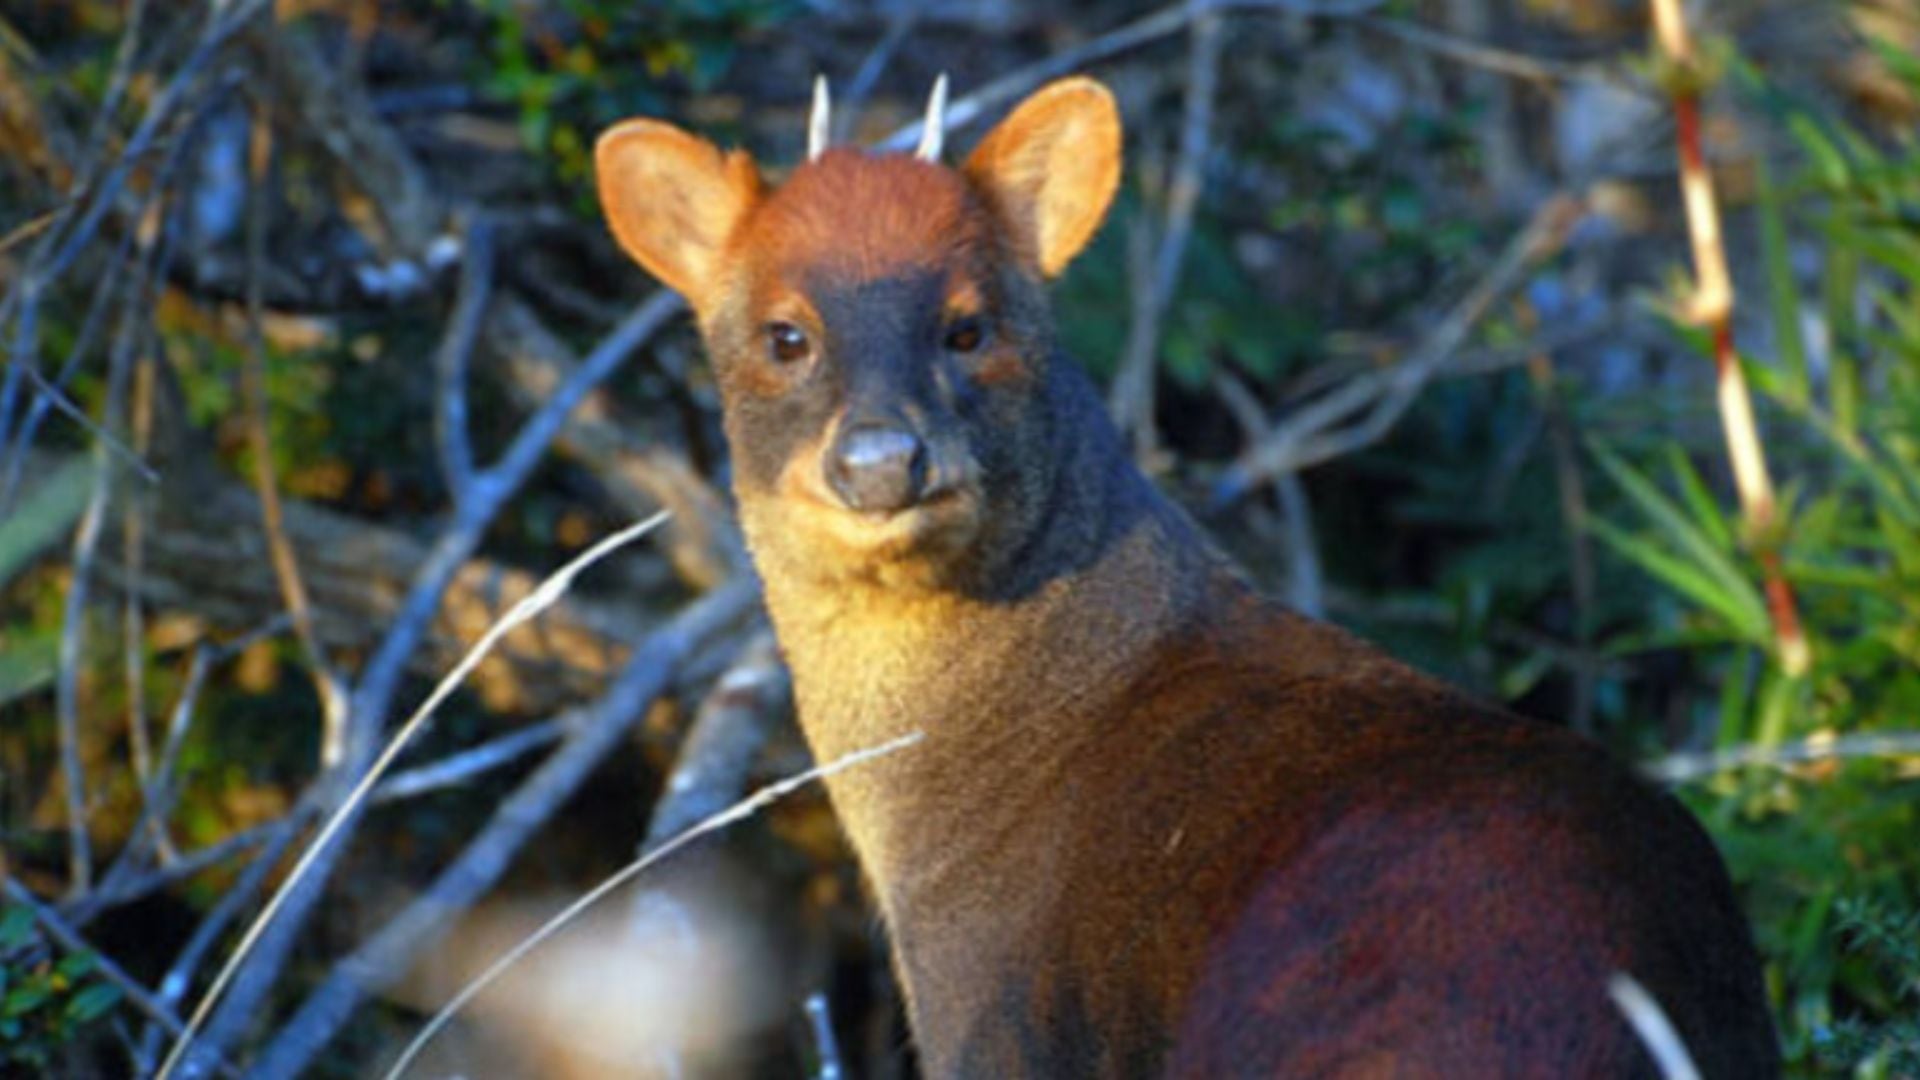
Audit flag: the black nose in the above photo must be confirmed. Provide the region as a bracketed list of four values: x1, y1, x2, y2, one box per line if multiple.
[827, 423, 928, 514]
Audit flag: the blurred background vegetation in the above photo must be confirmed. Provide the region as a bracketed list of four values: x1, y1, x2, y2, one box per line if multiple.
[1, 0, 1917, 1076]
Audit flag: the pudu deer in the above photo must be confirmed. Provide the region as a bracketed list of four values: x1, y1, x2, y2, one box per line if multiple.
[595, 76, 1779, 1077]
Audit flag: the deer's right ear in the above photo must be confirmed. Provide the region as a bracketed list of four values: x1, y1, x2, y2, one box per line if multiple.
[596, 120, 762, 310]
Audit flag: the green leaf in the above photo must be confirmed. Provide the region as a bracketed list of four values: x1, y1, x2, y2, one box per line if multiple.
[1666, 445, 1735, 551]
[0, 906, 33, 950]
[1788, 113, 1851, 188]
[1752, 667, 1803, 747]
[63, 982, 120, 1024]
[1589, 518, 1770, 643]
[1714, 649, 1756, 750]
[3, 981, 52, 1019]
[1589, 443, 1771, 640]
[1850, 228, 1920, 290]
[1754, 156, 1810, 402]
[1771, 394, 1920, 524]
[53, 952, 93, 981]
[1823, 233, 1862, 439]
[0, 627, 58, 709]
[0, 455, 91, 589]
[1868, 37, 1920, 92]
[1496, 649, 1554, 701]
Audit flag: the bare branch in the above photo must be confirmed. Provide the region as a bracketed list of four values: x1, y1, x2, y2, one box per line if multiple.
[53, 474, 103, 895]
[1111, 11, 1224, 460]
[837, 2, 925, 140]
[81, 819, 282, 923]
[135, 811, 313, 1076]
[17, 327, 158, 483]
[381, 725, 924, 1080]
[52, 215, 151, 896]
[644, 632, 790, 848]
[0, 226, 132, 514]
[1273, 474, 1324, 619]
[238, 95, 350, 768]
[160, 512, 674, 1078]
[875, 0, 1387, 155]
[40, 0, 271, 281]
[76, 0, 154, 173]
[122, 352, 159, 848]
[95, 467, 646, 712]
[370, 718, 567, 804]
[0, 878, 201, 1055]
[486, 295, 741, 589]
[1360, 15, 1613, 84]
[806, 992, 846, 1080]
[1645, 732, 1920, 784]
[1215, 194, 1585, 504]
[435, 217, 491, 503]
[249, 579, 757, 1079]
[75, 618, 294, 924]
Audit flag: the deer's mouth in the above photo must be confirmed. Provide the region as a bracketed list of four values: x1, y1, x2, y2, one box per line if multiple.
[738, 433, 989, 580]
[805, 482, 983, 559]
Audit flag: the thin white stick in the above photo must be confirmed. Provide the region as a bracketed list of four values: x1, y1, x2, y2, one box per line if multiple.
[155, 511, 672, 1080]
[808, 75, 831, 161]
[915, 73, 949, 162]
[382, 729, 925, 1080]
[1645, 730, 1920, 784]
[1608, 973, 1703, 1080]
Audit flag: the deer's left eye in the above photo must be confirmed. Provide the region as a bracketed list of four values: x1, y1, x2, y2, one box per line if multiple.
[943, 317, 987, 354]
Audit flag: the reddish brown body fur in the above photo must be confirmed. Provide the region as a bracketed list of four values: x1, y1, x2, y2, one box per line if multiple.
[596, 78, 1779, 1078]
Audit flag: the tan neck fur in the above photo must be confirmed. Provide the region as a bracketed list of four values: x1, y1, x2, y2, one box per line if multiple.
[754, 500, 1209, 887]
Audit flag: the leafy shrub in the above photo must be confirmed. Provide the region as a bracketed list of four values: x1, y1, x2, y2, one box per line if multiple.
[0, 905, 124, 1072]
[1591, 47, 1920, 1074]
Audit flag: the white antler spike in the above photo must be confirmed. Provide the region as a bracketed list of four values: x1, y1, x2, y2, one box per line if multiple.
[915, 73, 949, 162]
[808, 75, 831, 162]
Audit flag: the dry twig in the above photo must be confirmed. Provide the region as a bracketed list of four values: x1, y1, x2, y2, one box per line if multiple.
[380, 727, 924, 1080]
[238, 96, 350, 766]
[1216, 194, 1585, 503]
[249, 579, 756, 1078]
[0, 878, 206, 1065]
[1647, 0, 1809, 676]
[1646, 731, 1920, 784]
[1111, 11, 1225, 462]
[159, 513, 675, 1078]
[875, 0, 1388, 155]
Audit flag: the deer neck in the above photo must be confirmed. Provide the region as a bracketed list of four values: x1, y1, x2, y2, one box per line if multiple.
[747, 361, 1218, 904]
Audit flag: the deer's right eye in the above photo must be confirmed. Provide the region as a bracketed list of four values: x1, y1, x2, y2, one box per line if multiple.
[766, 322, 813, 365]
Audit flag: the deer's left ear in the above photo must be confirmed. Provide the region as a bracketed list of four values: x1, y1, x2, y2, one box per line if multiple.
[963, 77, 1121, 278]
[596, 119, 763, 311]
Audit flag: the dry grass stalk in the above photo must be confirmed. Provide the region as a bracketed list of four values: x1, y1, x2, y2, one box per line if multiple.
[155, 512, 672, 1080]
[382, 729, 925, 1080]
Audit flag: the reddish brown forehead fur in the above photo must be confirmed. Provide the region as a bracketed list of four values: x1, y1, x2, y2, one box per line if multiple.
[731, 149, 993, 285]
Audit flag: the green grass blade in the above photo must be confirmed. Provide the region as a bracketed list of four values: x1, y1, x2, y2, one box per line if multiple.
[1588, 518, 1771, 644]
[1755, 156, 1810, 403]
[1590, 443, 1772, 640]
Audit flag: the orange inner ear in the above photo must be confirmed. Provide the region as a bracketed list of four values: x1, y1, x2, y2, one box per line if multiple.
[964, 78, 1122, 278]
[595, 120, 761, 310]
